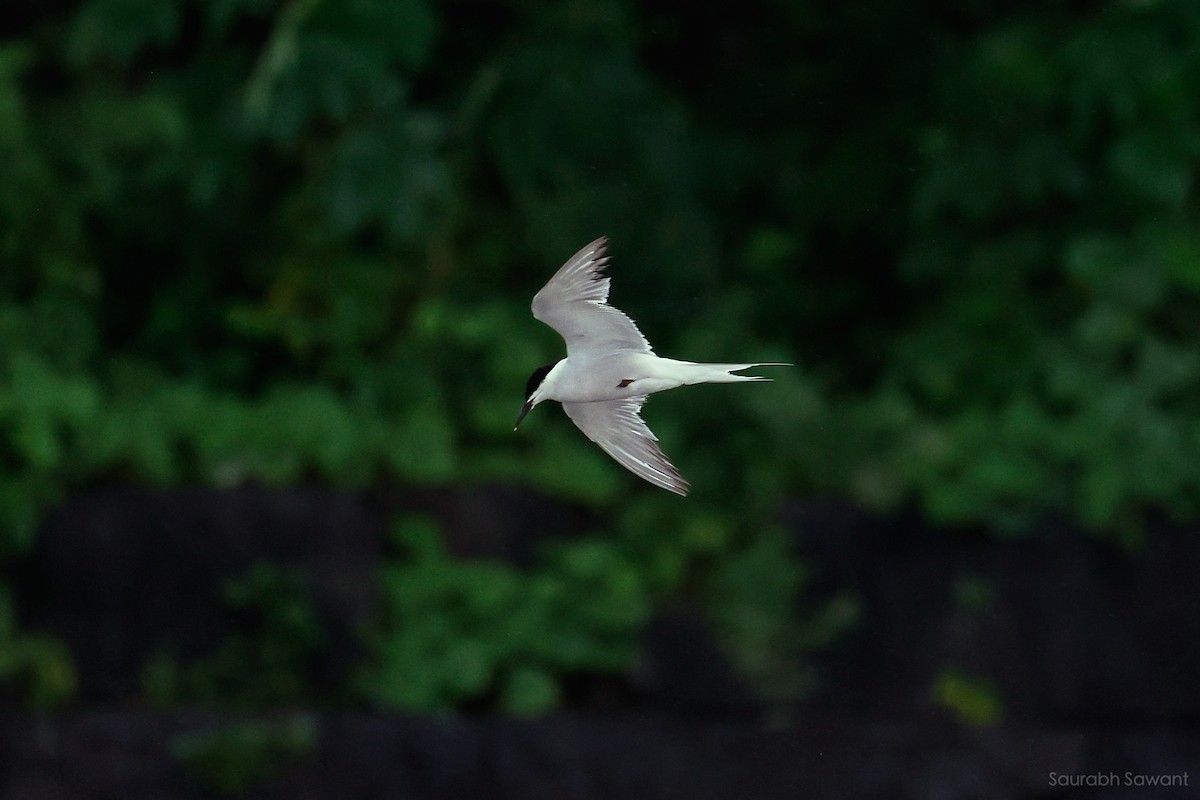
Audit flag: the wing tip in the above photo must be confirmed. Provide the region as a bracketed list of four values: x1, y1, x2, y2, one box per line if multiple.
[589, 237, 609, 269]
[581, 235, 608, 260]
[667, 479, 691, 497]
[651, 456, 691, 497]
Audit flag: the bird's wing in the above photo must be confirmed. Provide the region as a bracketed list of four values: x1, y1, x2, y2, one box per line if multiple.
[531, 237, 654, 357]
[561, 397, 689, 496]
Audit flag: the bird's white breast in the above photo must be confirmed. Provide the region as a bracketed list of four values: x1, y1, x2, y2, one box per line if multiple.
[540, 353, 685, 403]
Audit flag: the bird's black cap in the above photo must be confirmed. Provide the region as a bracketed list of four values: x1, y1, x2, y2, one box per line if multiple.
[514, 362, 555, 430]
[524, 362, 555, 401]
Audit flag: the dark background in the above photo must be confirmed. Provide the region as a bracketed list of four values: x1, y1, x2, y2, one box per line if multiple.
[2, 0, 1199, 797]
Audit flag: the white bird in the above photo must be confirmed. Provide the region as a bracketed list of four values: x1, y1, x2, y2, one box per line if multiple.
[513, 236, 787, 496]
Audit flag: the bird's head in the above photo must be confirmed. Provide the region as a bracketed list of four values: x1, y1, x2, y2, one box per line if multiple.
[514, 362, 556, 430]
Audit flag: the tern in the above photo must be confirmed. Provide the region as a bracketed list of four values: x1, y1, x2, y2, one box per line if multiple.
[513, 237, 787, 496]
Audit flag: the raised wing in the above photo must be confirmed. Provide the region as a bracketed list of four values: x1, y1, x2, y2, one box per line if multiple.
[531, 237, 654, 357]
[562, 397, 689, 496]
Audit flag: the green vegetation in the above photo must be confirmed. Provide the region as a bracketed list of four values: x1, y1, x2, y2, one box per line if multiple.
[144, 564, 325, 708]
[932, 668, 1004, 727]
[171, 716, 317, 796]
[704, 527, 860, 704]
[3, 0, 1200, 712]
[0, 584, 75, 708]
[360, 516, 648, 714]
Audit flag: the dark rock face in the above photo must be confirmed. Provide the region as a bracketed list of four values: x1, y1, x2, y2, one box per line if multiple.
[17, 487, 386, 702]
[784, 499, 1200, 723]
[6, 488, 1200, 798]
[380, 484, 597, 566]
[1, 713, 1196, 800]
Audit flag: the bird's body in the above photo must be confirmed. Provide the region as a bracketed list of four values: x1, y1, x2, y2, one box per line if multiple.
[536, 353, 771, 404]
[515, 237, 786, 496]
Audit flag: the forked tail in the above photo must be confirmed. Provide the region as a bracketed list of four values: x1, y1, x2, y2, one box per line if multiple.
[682, 361, 791, 385]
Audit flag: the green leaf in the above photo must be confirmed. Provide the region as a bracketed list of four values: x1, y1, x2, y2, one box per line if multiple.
[501, 666, 559, 716]
[932, 669, 1003, 727]
[171, 718, 317, 797]
[243, 0, 436, 139]
[67, 0, 182, 65]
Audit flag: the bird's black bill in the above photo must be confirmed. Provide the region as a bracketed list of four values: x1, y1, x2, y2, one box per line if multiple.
[513, 400, 533, 430]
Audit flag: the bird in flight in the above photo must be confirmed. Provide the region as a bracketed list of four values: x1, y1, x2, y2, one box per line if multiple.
[514, 237, 787, 496]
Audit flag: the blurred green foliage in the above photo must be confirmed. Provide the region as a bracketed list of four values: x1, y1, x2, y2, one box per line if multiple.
[705, 528, 860, 704]
[144, 564, 324, 708]
[171, 716, 317, 796]
[0, 584, 76, 708]
[359, 516, 649, 714]
[932, 668, 1004, 727]
[3, 0, 1200, 710]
